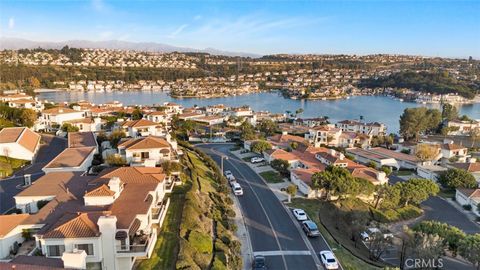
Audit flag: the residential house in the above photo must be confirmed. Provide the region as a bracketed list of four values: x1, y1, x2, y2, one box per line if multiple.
[336, 120, 386, 136]
[0, 127, 41, 161]
[42, 147, 96, 174]
[441, 142, 469, 163]
[347, 147, 421, 169]
[447, 119, 480, 135]
[450, 161, 480, 184]
[0, 214, 30, 259]
[64, 118, 105, 132]
[68, 132, 98, 150]
[121, 119, 165, 138]
[194, 115, 225, 126]
[162, 102, 183, 114]
[305, 125, 342, 147]
[118, 136, 178, 166]
[11, 167, 172, 270]
[39, 107, 86, 131]
[455, 188, 480, 217]
[293, 117, 328, 128]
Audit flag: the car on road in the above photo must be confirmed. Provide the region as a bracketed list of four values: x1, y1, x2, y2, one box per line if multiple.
[224, 170, 235, 181]
[319, 250, 339, 270]
[360, 228, 393, 241]
[251, 157, 265, 163]
[252, 255, 267, 270]
[232, 182, 244, 196]
[292, 208, 308, 221]
[302, 220, 320, 237]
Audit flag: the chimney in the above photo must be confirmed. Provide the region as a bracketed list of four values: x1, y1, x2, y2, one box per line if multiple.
[61, 249, 87, 269]
[328, 149, 336, 156]
[338, 153, 345, 160]
[282, 130, 288, 135]
[108, 177, 121, 194]
[376, 171, 387, 184]
[97, 215, 118, 270]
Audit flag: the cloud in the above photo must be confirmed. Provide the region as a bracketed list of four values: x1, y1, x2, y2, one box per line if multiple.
[8, 17, 15, 29]
[168, 24, 188, 39]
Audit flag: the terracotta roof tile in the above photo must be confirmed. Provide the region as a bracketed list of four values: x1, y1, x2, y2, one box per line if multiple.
[121, 119, 157, 128]
[0, 127, 41, 153]
[44, 147, 95, 169]
[0, 214, 29, 237]
[451, 162, 480, 173]
[118, 136, 170, 150]
[43, 107, 78, 115]
[68, 132, 97, 148]
[42, 212, 100, 238]
[84, 184, 115, 197]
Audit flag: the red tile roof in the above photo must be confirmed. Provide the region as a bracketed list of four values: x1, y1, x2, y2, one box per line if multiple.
[0, 127, 40, 153]
[118, 136, 170, 150]
[121, 119, 157, 128]
[0, 214, 29, 237]
[42, 212, 101, 239]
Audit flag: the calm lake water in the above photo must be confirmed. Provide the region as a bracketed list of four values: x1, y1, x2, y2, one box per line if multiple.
[38, 91, 480, 133]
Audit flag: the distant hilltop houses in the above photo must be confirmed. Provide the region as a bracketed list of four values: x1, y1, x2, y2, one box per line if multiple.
[1, 48, 478, 101]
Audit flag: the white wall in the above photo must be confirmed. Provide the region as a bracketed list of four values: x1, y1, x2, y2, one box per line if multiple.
[40, 237, 103, 264]
[0, 143, 35, 161]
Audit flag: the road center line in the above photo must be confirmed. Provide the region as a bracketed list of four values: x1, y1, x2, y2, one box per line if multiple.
[254, 250, 312, 256]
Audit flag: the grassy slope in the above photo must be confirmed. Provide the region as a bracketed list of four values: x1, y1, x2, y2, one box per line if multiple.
[289, 198, 382, 270]
[259, 170, 285, 183]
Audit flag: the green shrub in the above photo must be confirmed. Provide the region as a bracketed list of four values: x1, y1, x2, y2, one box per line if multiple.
[211, 256, 228, 270]
[188, 231, 213, 254]
[397, 205, 423, 219]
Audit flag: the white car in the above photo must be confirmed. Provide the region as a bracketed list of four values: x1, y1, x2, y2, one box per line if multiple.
[224, 170, 235, 181]
[292, 209, 308, 221]
[251, 157, 265, 163]
[360, 228, 393, 241]
[319, 250, 339, 270]
[232, 182, 243, 196]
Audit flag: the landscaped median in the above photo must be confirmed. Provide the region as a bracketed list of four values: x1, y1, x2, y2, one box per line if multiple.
[289, 198, 384, 270]
[259, 170, 285, 183]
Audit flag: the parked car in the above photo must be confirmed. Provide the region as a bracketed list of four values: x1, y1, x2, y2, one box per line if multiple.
[252, 255, 267, 270]
[251, 157, 265, 163]
[360, 228, 393, 241]
[302, 220, 320, 237]
[292, 208, 308, 221]
[232, 182, 244, 196]
[224, 170, 234, 179]
[319, 250, 339, 270]
[229, 180, 238, 187]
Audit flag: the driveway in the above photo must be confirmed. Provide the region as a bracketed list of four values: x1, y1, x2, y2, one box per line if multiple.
[0, 134, 66, 213]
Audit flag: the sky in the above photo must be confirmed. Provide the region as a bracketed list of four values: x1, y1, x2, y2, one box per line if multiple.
[0, 0, 479, 58]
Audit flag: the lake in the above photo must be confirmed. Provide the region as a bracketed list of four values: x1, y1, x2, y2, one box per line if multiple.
[38, 91, 480, 133]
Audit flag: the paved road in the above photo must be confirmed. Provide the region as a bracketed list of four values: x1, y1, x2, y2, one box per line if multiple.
[197, 143, 340, 270]
[389, 175, 480, 234]
[0, 134, 66, 213]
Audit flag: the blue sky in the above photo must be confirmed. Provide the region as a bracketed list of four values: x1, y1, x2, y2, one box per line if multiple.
[1, 0, 479, 58]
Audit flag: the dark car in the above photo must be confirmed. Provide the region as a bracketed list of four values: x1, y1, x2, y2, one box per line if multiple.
[252, 255, 267, 270]
[302, 220, 320, 237]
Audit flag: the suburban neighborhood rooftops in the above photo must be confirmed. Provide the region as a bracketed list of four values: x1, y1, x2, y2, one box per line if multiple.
[42, 107, 78, 115]
[0, 214, 29, 238]
[121, 119, 157, 128]
[442, 143, 468, 151]
[451, 162, 480, 173]
[44, 147, 96, 169]
[0, 127, 41, 153]
[117, 136, 171, 150]
[68, 132, 97, 148]
[7, 255, 65, 269]
[42, 212, 101, 239]
[457, 188, 480, 199]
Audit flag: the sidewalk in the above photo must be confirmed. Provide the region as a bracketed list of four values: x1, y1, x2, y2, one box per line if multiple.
[231, 193, 253, 270]
[443, 196, 480, 229]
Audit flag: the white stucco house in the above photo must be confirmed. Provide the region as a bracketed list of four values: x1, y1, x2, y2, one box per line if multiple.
[117, 136, 178, 166]
[455, 188, 480, 217]
[0, 127, 41, 161]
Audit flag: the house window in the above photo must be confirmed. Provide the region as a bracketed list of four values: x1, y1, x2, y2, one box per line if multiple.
[141, 152, 149, 159]
[75, 243, 94, 256]
[47, 245, 65, 257]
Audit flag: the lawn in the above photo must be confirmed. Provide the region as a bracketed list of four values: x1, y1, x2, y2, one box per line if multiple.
[394, 170, 414, 176]
[289, 198, 383, 270]
[136, 188, 186, 270]
[259, 170, 285, 183]
[0, 156, 30, 178]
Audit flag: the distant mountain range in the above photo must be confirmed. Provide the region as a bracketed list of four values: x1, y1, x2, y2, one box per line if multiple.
[0, 37, 261, 58]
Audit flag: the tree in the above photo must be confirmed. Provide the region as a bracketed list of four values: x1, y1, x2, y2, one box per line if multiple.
[61, 123, 80, 132]
[373, 184, 399, 209]
[258, 119, 278, 136]
[161, 161, 182, 176]
[439, 168, 478, 189]
[180, 120, 197, 137]
[458, 234, 480, 270]
[131, 108, 143, 120]
[28, 76, 41, 88]
[240, 121, 256, 140]
[271, 159, 290, 177]
[108, 130, 126, 148]
[442, 103, 459, 121]
[105, 154, 127, 166]
[412, 220, 466, 254]
[251, 140, 272, 154]
[396, 178, 439, 207]
[286, 184, 297, 203]
[415, 144, 439, 162]
[367, 161, 377, 168]
[399, 107, 441, 141]
[368, 231, 391, 261]
[380, 166, 392, 176]
[19, 109, 37, 127]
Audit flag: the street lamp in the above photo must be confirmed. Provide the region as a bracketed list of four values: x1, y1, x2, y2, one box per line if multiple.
[221, 155, 228, 172]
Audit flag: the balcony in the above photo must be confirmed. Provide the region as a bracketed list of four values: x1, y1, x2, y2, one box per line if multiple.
[151, 198, 170, 225]
[116, 231, 157, 258]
